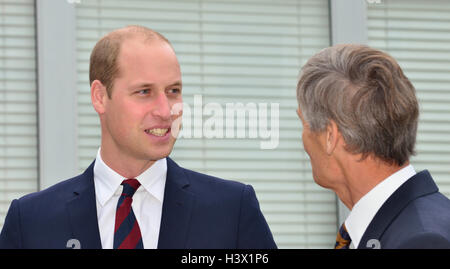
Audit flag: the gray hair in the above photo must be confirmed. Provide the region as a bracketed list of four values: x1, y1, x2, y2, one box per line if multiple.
[296, 44, 419, 166]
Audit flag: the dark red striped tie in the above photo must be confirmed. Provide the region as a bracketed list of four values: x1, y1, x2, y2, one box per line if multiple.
[113, 178, 143, 249]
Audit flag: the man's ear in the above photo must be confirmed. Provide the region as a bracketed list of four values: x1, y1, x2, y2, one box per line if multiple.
[326, 120, 340, 155]
[91, 80, 108, 114]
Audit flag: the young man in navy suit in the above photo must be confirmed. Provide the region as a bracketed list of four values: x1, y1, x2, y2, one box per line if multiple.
[0, 25, 276, 249]
[296, 44, 450, 249]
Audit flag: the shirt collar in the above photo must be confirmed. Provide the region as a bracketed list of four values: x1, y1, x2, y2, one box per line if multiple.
[93, 148, 167, 207]
[135, 155, 167, 203]
[345, 164, 416, 248]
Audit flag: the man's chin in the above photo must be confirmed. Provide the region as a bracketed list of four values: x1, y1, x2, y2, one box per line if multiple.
[143, 146, 174, 161]
[312, 175, 329, 189]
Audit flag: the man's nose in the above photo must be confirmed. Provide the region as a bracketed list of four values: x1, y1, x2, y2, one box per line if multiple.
[152, 92, 171, 120]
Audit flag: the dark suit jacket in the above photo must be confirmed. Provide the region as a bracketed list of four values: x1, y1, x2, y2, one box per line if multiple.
[0, 158, 277, 249]
[358, 170, 450, 249]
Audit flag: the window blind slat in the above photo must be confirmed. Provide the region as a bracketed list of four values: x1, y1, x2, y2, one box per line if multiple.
[0, 0, 38, 229]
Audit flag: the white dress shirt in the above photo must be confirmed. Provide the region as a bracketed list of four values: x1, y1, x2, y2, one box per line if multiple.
[93, 148, 167, 249]
[345, 164, 416, 249]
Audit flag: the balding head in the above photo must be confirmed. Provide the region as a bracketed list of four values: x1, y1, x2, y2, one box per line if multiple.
[89, 25, 172, 98]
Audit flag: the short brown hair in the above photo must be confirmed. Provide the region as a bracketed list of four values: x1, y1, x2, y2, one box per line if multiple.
[89, 25, 171, 98]
[296, 44, 419, 166]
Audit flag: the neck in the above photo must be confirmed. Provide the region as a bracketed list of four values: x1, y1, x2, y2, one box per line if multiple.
[99, 146, 155, 179]
[335, 156, 409, 210]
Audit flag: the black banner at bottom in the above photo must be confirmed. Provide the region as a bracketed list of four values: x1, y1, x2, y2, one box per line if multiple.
[0, 249, 447, 267]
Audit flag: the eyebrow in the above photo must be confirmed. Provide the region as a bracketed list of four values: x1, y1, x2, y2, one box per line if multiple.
[169, 81, 182, 88]
[129, 81, 182, 90]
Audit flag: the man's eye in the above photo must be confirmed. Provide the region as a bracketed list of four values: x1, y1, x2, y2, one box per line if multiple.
[169, 88, 181, 94]
[137, 89, 150, 95]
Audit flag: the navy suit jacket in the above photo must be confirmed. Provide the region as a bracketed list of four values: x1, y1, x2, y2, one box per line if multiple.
[0, 158, 277, 249]
[358, 170, 450, 249]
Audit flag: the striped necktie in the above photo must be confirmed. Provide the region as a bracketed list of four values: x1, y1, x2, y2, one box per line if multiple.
[113, 178, 144, 249]
[335, 223, 351, 249]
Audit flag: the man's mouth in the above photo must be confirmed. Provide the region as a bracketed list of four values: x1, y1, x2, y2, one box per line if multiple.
[144, 128, 170, 137]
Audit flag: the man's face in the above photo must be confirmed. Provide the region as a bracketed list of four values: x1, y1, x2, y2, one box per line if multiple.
[296, 107, 330, 188]
[101, 38, 182, 162]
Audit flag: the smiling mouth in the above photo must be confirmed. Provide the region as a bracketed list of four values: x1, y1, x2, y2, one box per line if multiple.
[144, 128, 170, 137]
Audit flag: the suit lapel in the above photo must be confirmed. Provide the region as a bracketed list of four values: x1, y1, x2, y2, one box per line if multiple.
[157, 157, 195, 249]
[358, 170, 438, 249]
[66, 161, 102, 249]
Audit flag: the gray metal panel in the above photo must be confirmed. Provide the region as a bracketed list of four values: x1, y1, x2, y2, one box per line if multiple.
[36, 0, 78, 190]
[330, 0, 368, 45]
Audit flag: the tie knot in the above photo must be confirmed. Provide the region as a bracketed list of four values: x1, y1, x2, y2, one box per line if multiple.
[121, 178, 141, 198]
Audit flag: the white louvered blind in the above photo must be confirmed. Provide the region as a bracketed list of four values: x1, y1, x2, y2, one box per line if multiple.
[75, 0, 335, 248]
[368, 0, 450, 198]
[0, 0, 38, 229]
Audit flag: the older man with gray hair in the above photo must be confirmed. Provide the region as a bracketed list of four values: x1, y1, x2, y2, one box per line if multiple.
[296, 44, 450, 249]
